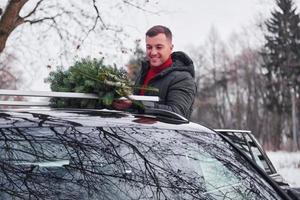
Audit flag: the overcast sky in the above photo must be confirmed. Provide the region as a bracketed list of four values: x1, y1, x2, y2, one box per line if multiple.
[119, 0, 278, 51]
[126, 0, 300, 52]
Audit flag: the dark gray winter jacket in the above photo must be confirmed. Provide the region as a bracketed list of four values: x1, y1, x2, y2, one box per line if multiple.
[134, 51, 196, 119]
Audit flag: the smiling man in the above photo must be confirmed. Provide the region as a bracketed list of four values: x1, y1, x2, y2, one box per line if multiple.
[134, 25, 197, 119]
[113, 25, 196, 119]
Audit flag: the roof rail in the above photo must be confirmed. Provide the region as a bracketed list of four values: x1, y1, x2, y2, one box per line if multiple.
[0, 89, 188, 124]
[0, 101, 49, 106]
[0, 89, 159, 106]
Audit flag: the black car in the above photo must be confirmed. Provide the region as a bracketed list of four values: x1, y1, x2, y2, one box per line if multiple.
[0, 107, 293, 200]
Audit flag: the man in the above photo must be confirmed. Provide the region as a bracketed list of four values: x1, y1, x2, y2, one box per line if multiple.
[115, 25, 196, 119]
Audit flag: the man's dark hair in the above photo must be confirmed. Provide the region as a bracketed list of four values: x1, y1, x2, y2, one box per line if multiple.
[146, 25, 172, 41]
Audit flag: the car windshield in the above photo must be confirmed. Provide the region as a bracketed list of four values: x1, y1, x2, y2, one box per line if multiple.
[0, 126, 283, 200]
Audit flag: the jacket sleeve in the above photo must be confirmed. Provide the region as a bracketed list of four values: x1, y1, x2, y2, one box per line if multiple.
[145, 74, 196, 119]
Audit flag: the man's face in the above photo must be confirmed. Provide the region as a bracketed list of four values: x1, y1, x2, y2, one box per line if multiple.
[146, 33, 173, 67]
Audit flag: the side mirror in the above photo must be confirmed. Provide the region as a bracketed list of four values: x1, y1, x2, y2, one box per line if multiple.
[269, 173, 289, 188]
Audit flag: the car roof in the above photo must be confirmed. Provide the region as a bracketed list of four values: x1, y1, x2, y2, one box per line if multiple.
[0, 108, 215, 133]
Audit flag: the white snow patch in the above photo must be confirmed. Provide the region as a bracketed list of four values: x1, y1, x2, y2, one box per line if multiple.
[267, 151, 300, 187]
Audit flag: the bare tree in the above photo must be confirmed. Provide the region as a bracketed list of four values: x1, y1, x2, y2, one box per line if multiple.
[0, 0, 156, 53]
[190, 27, 234, 128]
[189, 27, 286, 149]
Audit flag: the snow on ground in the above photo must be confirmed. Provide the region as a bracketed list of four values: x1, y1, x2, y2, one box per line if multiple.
[267, 151, 300, 187]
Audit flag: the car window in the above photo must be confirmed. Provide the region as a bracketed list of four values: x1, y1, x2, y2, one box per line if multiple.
[0, 126, 283, 199]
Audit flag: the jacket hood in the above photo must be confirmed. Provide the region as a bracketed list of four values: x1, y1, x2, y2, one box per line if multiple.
[141, 51, 195, 78]
[170, 51, 195, 78]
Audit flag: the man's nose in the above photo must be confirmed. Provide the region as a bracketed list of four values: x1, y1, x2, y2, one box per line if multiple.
[150, 48, 157, 56]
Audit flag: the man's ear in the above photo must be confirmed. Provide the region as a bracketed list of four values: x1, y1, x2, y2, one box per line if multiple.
[171, 44, 174, 50]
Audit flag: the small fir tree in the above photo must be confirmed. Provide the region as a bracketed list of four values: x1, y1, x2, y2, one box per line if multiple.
[45, 58, 133, 108]
[126, 39, 146, 81]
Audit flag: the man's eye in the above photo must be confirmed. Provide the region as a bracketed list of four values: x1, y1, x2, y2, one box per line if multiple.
[156, 46, 163, 50]
[146, 46, 152, 50]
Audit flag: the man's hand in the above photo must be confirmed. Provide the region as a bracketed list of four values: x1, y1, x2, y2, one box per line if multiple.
[112, 99, 133, 110]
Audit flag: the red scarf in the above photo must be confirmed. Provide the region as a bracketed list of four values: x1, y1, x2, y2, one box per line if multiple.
[140, 57, 173, 95]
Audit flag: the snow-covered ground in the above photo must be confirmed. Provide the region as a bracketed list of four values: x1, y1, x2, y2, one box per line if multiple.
[267, 151, 300, 187]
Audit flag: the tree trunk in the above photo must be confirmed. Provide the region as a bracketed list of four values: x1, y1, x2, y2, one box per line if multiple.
[0, 0, 27, 53]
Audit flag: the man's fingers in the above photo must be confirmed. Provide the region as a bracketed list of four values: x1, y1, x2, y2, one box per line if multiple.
[112, 100, 132, 110]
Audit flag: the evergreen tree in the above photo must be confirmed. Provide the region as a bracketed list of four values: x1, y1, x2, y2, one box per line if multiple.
[262, 0, 300, 114]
